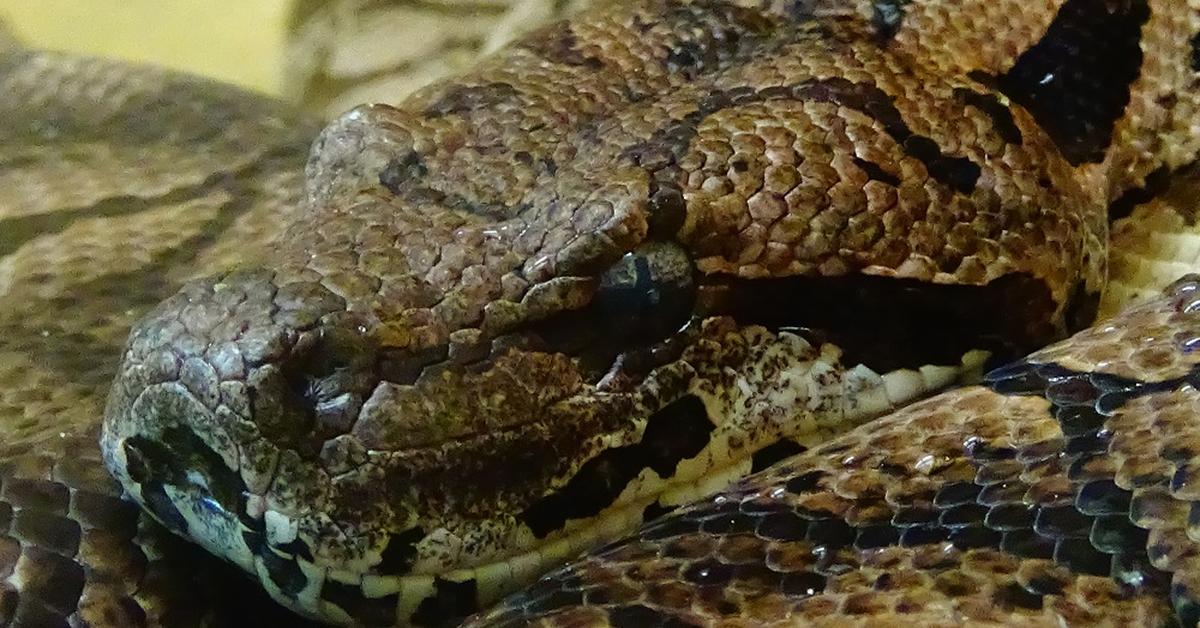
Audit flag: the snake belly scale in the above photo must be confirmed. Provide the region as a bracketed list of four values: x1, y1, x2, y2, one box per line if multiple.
[1, 0, 1199, 626]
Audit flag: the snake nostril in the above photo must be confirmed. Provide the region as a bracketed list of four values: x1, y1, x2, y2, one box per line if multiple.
[277, 326, 374, 438]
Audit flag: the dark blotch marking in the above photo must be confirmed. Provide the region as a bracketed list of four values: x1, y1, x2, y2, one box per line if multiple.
[641, 395, 713, 476]
[798, 78, 981, 193]
[719, 272, 1055, 373]
[124, 438, 191, 535]
[1056, 405, 1106, 438]
[933, 482, 983, 507]
[667, 41, 713, 76]
[1089, 514, 1148, 553]
[1002, 530, 1056, 558]
[939, 504, 988, 528]
[851, 157, 901, 186]
[1108, 164, 1173, 221]
[1045, 375, 1097, 406]
[274, 538, 314, 562]
[997, 0, 1150, 164]
[609, 604, 700, 628]
[519, 395, 714, 537]
[785, 470, 826, 495]
[410, 578, 478, 627]
[855, 525, 901, 549]
[893, 507, 938, 526]
[699, 510, 756, 535]
[782, 572, 826, 596]
[908, 135, 982, 193]
[642, 501, 675, 523]
[985, 504, 1036, 531]
[750, 439, 807, 473]
[519, 22, 604, 69]
[1174, 582, 1200, 628]
[378, 527, 425, 575]
[995, 583, 1044, 610]
[321, 580, 399, 626]
[805, 518, 856, 547]
[901, 525, 949, 546]
[954, 88, 1023, 145]
[949, 526, 1001, 549]
[123, 428, 251, 534]
[242, 529, 264, 554]
[1024, 568, 1068, 595]
[19, 547, 85, 616]
[1052, 538, 1110, 576]
[871, 0, 911, 39]
[261, 548, 307, 597]
[755, 511, 809, 541]
[1193, 32, 1200, 71]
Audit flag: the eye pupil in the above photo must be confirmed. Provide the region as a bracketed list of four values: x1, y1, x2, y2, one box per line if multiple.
[596, 242, 695, 343]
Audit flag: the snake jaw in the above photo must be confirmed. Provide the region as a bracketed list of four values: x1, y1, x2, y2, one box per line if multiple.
[100, 254, 1023, 626]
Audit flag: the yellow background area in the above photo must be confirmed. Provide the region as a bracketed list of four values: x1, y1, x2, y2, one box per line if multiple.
[0, 1, 290, 94]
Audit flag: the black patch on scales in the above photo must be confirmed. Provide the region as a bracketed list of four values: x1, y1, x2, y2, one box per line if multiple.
[713, 272, 1057, 372]
[378, 526, 425, 574]
[410, 577, 478, 627]
[518, 395, 714, 538]
[955, 87, 1024, 145]
[996, 0, 1150, 164]
[750, 439, 807, 473]
[871, 0, 912, 40]
[321, 580, 399, 626]
[1191, 31, 1200, 71]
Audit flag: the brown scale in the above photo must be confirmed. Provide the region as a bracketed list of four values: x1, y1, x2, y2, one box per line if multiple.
[467, 277, 1200, 626]
[100, 0, 1200, 624]
[2, 0, 1200, 626]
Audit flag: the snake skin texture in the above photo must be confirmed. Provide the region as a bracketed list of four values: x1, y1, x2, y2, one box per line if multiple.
[0, 51, 328, 626]
[2, 0, 1200, 626]
[468, 275, 1200, 626]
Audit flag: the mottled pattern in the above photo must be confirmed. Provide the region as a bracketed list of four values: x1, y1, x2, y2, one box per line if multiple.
[0, 51, 327, 627]
[467, 277, 1200, 626]
[101, 0, 1200, 625]
[3, 0, 1200, 626]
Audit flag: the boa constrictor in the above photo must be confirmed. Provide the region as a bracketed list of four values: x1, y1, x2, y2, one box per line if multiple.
[3, 0, 1200, 626]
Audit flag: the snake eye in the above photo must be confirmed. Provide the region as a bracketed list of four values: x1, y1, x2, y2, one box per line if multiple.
[594, 241, 696, 344]
[518, 242, 696, 383]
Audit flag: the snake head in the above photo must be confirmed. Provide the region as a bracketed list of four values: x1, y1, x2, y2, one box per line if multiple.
[100, 10, 1108, 618]
[99, 194, 1052, 626]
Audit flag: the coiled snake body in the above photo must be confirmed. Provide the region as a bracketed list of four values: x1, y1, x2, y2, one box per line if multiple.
[3, 0, 1200, 626]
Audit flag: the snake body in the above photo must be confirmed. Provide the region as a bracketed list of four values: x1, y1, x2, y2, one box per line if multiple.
[3, 0, 1200, 626]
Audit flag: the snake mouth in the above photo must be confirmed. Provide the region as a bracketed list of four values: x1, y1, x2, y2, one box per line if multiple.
[121, 425, 254, 538]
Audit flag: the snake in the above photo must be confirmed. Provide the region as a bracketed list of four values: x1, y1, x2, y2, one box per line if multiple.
[3, 0, 1200, 626]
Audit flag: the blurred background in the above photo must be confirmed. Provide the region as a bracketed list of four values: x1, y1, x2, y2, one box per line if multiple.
[0, 0, 587, 118]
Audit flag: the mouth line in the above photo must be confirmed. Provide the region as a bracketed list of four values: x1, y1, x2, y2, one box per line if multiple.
[367, 269, 1049, 394]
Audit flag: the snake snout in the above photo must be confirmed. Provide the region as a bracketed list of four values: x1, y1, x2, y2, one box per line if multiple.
[101, 269, 365, 576]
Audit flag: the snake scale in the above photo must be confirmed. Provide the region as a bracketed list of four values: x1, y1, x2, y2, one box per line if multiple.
[3, 0, 1200, 625]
